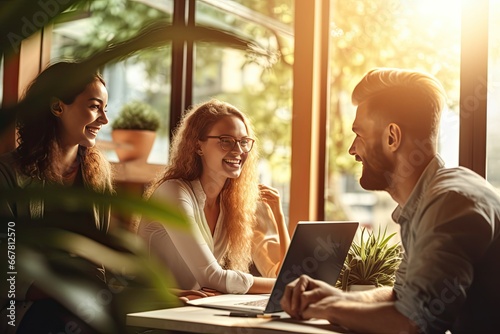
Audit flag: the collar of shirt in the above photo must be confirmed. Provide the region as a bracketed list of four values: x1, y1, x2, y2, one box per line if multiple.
[391, 154, 446, 226]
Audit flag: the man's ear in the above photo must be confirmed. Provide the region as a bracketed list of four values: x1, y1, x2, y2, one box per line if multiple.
[386, 123, 402, 151]
[50, 97, 63, 117]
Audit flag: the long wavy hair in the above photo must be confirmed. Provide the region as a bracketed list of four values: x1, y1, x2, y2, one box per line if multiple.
[15, 61, 113, 194]
[147, 99, 260, 272]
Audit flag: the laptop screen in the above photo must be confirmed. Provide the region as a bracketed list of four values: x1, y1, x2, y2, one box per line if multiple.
[265, 221, 359, 312]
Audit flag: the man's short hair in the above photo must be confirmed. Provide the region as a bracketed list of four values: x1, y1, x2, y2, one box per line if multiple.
[352, 68, 447, 140]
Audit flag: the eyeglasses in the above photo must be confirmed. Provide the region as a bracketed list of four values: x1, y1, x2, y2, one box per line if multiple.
[206, 135, 255, 153]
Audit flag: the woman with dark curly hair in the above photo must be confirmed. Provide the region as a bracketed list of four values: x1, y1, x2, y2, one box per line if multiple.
[0, 61, 113, 333]
[138, 99, 289, 295]
[0, 61, 113, 224]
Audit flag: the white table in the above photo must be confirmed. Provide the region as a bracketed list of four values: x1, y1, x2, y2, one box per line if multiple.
[127, 306, 351, 334]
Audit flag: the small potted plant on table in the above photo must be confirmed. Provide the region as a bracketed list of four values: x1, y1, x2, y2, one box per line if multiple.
[111, 101, 161, 162]
[337, 227, 402, 291]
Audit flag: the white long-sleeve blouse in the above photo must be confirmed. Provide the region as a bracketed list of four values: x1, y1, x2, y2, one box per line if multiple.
[138, 178, 282, 294]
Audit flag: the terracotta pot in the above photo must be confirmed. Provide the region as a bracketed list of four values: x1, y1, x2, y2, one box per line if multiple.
[112, 129, 156, 162]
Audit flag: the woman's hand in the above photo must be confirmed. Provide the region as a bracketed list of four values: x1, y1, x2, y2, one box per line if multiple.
[258, 183, 290, 271]
[258, 184, 282, 214]
[171, 287, 221, 304]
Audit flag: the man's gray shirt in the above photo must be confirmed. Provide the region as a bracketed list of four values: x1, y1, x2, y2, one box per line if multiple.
[392, 155, 500, 333]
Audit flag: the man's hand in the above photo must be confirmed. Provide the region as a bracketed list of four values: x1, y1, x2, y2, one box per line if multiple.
[280, 274, 345, 319]
[281, 275, 416, 334]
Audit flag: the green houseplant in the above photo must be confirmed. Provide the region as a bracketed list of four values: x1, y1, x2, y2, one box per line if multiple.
[111, 100, 161, 162]
[337, 227, 403, 291]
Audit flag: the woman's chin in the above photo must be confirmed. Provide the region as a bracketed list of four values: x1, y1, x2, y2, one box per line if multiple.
[79, 138, 96, 148]
[226, 170, 242, 179]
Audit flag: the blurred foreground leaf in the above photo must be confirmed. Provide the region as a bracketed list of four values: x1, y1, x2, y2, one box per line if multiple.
[16, 226, 181, 333]
[1, 185, 188, 332]
[0, 185, 188, 230]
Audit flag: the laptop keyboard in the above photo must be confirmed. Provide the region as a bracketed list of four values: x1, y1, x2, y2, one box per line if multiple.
[236, 297, 269, 307]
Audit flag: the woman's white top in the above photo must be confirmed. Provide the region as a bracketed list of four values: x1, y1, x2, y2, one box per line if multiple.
[138, 178, 281, 294]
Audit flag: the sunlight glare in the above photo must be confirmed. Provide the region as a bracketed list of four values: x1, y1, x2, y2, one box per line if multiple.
[412, 0, 461, 25]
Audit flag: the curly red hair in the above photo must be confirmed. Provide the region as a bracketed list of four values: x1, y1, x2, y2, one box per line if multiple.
[146, 99, 260, 272]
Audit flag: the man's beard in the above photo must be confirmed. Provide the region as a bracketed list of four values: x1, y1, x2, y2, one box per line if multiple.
[359, 142, 394, 191]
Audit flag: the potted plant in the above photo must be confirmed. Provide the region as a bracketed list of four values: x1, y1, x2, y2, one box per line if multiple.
[337, 227, 402, 291]
[111, 101, 161, 162]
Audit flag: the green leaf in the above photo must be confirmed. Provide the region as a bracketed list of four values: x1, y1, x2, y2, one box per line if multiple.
[16, 226, 181, 333]
[111, 100, 162, 131]
[337, 226, 403, 289]
[1, 185, 188, 230]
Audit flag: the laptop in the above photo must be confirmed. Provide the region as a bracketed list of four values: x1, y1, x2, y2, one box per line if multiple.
[187, 221, 359, 314]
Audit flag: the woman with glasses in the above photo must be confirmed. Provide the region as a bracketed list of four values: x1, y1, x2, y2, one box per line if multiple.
[137, 99, 289, 295]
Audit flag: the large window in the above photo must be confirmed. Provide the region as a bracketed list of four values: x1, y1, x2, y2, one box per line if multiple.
[47, 0, 295, 217]
[326, 0, 461, 231]
[193, 1, 294, 218]
[50, 1, 173, 164]
[30, 0, 495, 229]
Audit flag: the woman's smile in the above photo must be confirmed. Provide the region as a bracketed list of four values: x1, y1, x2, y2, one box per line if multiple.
[223, 158, 242, 168]
[86, 125, 101, 137]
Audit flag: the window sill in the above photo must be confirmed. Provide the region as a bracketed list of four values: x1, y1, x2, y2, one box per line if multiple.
[111, 160, 165, 184]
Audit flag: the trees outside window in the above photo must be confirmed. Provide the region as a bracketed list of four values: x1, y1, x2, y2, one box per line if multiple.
[326, 0, 461, 231]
